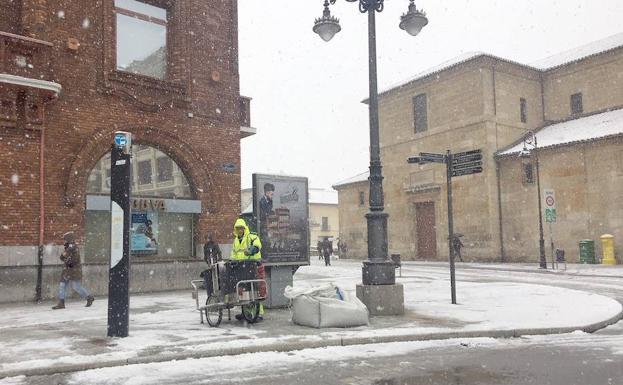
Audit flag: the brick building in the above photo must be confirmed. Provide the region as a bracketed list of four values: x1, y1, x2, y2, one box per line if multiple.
[334, 33, 623, 263]
[0, 0, 254, 302]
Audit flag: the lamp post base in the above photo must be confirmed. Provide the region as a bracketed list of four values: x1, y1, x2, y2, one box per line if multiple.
[362, 260, 395, 285]
[356, 283, 404, 316]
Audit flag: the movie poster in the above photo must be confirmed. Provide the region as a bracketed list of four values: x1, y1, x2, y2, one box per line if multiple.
[131, 212, 158, 255]
[253, 174, 309, 265]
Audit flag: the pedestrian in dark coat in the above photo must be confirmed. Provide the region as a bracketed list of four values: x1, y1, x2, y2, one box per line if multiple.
[322, 238, 332, 266]
[203, 234, 222, 265]
[452, 235, 464, 262]
[52, 232, 94, 309]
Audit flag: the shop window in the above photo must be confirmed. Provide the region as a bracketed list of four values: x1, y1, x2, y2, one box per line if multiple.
[520, 98, 527, 123]
[157, 157, 173, 182]
[358, 191, 365, 206]
[115, 0, 168, 80]
[321, 217, 329, 231]
[413, 93, 428, 133]
[85, 144, 195, 261]
[571, 93, 583, 115]
[138, 160, 152, 185]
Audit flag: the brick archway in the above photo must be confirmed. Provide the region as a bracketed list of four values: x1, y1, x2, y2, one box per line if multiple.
[63, 126, 215, 211]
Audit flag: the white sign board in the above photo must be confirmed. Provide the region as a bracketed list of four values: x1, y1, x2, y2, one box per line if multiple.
[110, 201, 124, 268]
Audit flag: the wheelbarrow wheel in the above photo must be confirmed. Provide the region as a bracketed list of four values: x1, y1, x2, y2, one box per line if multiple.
[205, 295, 222, 327]
[241, 301, 260, 324]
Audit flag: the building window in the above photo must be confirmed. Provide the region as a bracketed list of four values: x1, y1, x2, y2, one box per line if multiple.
[522, 162, 534, 184]
[115, 0, 168, 80]
[157, 157, 173, 182]
[520, 98, 527, 123]
[138, 160, 152, 185]
[571, 93, 583, 115]
[358, 191, 365, 206]
[321, 217, 329, 231]
[413, 93, 428, 133]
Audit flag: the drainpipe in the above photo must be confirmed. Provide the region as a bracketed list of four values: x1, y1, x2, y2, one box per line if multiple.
[495, 157, 505, 262]
[35, 126, 45, 302]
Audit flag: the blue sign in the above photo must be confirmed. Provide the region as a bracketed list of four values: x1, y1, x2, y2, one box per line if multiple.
[115, 134, 127, 147]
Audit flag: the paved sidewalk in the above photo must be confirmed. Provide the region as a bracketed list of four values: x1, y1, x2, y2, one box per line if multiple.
[1, 259, 621, 379]
[407, 260, 623, 278]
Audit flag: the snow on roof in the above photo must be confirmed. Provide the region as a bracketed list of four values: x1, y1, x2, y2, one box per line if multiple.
[377, 52, 486, 96]
[309, 188, 338, 205]
[332, 171, 369, 188]
[530, 32, 623, 70]
[377, 33, 623, 98]
[497, 108, 623, 156]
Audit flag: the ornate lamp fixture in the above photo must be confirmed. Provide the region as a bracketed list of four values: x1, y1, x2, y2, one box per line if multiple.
[399, 0, 428, 36]
[313, 0, 342, 42]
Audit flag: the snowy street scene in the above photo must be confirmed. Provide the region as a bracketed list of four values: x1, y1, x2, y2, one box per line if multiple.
[1, 260, 623, 384]
[3, 0, 623, 384]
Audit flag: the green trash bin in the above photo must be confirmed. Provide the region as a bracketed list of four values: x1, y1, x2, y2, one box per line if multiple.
[579, 240, 596, 264]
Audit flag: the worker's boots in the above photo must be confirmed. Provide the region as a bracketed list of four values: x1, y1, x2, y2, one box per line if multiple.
[52, 300, 65, 310]
[86, 296, 95, 307]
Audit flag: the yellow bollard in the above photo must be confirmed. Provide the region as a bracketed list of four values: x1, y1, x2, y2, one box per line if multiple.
[600, 234, 617, 265]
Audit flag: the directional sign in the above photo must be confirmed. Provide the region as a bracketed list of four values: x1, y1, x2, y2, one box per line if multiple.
[451, 149, 483, 177]
[419, 152, 446, 163]
[452, 167, 483, 177]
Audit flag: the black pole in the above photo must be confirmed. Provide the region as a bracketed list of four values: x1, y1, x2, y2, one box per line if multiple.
[446, 150, 456, 304]
[362, 5, 394, 286]
[534, 136, 547, 269]
[108, 133, 132, 337]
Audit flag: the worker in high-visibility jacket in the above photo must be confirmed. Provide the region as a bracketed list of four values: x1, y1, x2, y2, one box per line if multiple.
[231, 218, 265, 320]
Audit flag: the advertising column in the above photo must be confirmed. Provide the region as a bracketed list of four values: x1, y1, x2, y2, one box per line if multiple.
[253, 174, 309, 307]
[108, 132, 132, 337]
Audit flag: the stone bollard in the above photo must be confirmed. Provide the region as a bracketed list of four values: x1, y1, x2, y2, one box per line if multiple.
[600, 234, 617, 265]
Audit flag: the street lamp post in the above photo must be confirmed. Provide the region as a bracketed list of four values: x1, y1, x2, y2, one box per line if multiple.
[520, 131, 547, 269]
[313, 0, 428, 313]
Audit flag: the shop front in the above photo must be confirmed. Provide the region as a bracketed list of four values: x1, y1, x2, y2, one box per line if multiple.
[84, 145, 201, 262]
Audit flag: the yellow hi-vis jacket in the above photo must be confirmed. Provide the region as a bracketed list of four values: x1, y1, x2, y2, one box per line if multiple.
[230, 218, 262, 261]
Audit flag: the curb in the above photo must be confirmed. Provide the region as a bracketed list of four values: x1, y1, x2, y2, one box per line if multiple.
[403, 262, 623, 279]
[2, 306, 621, 380]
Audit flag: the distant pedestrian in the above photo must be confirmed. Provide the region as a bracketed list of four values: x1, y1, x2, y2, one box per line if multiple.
[452, 234, 464, 262]
[203, 234, 222, 265]
[317, 240, 323, 261]
[52, 232, 94, 309]
[322, 237, 332, 266]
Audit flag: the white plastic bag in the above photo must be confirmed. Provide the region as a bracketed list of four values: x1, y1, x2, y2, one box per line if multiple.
[284, 283, 369, 328]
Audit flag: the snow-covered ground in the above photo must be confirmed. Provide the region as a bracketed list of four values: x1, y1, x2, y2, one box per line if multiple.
[0, 259, 620, 379]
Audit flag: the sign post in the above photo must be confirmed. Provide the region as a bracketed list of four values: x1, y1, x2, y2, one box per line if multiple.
[407, 149, 483, 305]
[544, 189, 556, 268]
[108, 131, 132, 337]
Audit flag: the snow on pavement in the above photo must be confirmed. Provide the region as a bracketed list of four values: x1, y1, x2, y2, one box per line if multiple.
[0, 259, 621, 377]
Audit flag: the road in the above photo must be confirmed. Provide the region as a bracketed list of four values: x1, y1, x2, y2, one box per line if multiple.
[9, 262, 623, 385]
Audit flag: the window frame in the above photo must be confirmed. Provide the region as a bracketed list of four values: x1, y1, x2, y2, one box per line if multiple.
[138, 159, 153, 185]
[358, 191, 365, 206]
[413, 93, 428, 133]
[522, 162, 534, 184]
[570, 93, 583, 115]
[321, 217, 329, 231]
[114, 0, 170, 81]
[520, 97, 527, 124]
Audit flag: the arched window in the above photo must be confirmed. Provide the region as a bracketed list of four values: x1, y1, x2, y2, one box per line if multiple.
[87, 145, 192, 198]
[84, 145, 199, 261]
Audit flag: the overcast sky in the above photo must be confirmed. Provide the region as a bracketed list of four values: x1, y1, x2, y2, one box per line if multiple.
[238, 0, 623, 189]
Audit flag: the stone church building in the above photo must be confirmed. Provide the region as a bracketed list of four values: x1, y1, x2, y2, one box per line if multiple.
[334, 33, 623, 264]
